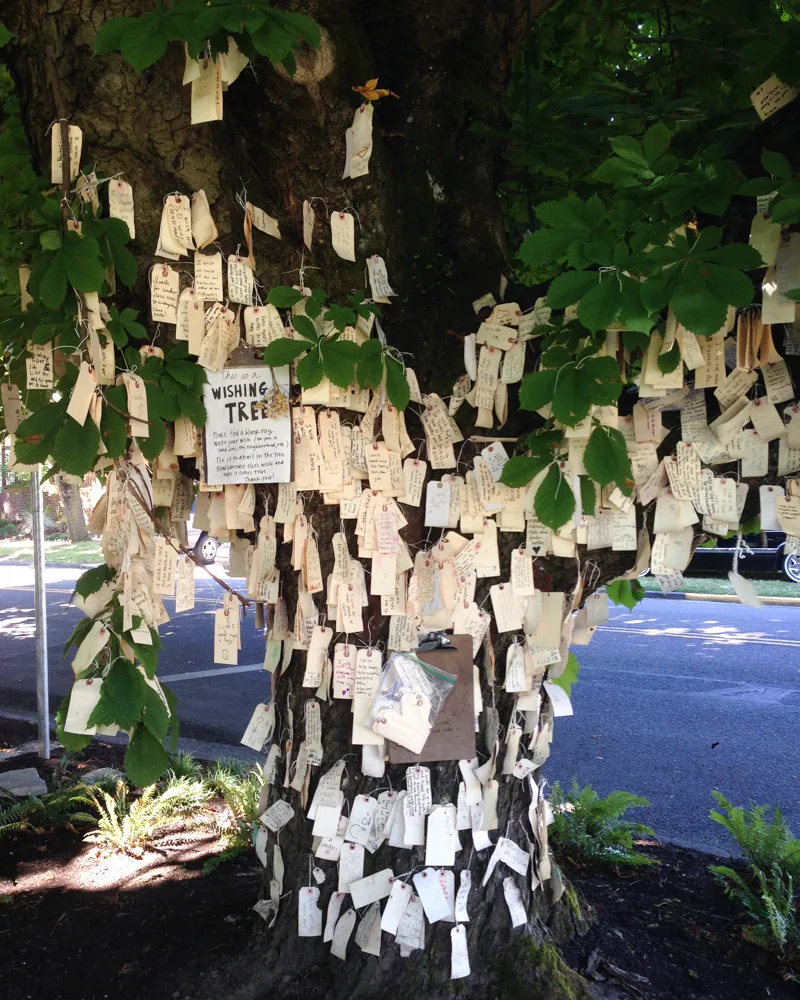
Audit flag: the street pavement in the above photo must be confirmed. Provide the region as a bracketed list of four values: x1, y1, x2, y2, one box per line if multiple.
[0, 564, 798, 854]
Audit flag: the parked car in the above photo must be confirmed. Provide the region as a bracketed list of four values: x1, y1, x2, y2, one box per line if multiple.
[688, 531, 800, 583]
[193, 530, 219, 565]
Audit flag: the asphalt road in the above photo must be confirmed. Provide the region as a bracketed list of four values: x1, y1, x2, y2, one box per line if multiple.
[1, 564, 798, 854]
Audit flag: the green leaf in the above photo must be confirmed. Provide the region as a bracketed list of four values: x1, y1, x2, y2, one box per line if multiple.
[52, 417, 100, 476]
[546, 270, 597, 310]
[136, 413, 166, 463]
[74, 564, 114, 600]
[39, 230, 61, 252]
[657, 340, 681, 374]
[142, 684, 170, 741]
[534, 463, 575, 531]
[357, 339, 384, 389]
[268, 9, 321, 47]
[594, 156, 647, 187]
[549, 651, 580, 697]
[761, 150, 792, 181]
[93, 16, 133, 56]
[643, 123, 671, 166]
[607, 579, 644, 611]
[0, 23, 13, 46]
[100, 395, 128, 458]
[518, 229, 572, 267]
[321, 339, 359, 389]
[262, 338, 308, 366]
[161, 683, 180, 753]
[498, 454, 551, 488]
[609, 135, 647, 167]
[584, 425, 632, 490]
[385, 355, 410, 410]
[577, 273, 622, 332]
[292, 314, 319, 342]
[125, 627, 161, 678]
[267, 286, 304, 309]
[769, 197, 800, 225]
[519, 369, 557, 411]
[296, 348, 324, 389]
[689, 226, 722, 255]
[580, 476, 597, 514]
[698, 244, 762, 269]
[88, 660, 146, 731]
[39, 252, 67, 309]
[62, 233, 105, 292]
[551, 365, 591, 426]
[120, 23, 168, 72]
[124, 724, 169, 787]
[62, 617, 93, 659]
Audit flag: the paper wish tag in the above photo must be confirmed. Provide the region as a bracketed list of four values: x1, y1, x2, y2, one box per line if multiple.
[50, 123, 82, 183]
[503, 876, 528, 927]
[63, 678, 102, 735]
[330, 211, 356, 261]
[413, 867, 451, 923]
[338, 842, 365, 892]
[330, 908, 356, 961]
[728, 571, 763, 608]
[348, 868, 394, 908]
[260, 799, 294, 832]
[760, 484, 785, 530]
[150, 264, 180, 323]
[776, 496, 800, 535]
[751, 75, 798, 121]
[346, 794, 377, 847]
[425, 480, 452, 527]
[324, 891, 346, 942]
[298, 886, 322, 937]
[482, 836, 530, 886]
[374, 690, 432, 754]
[381, 879, 413, 934]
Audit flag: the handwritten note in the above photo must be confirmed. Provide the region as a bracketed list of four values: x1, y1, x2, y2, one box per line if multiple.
[203, 367, 291, 484]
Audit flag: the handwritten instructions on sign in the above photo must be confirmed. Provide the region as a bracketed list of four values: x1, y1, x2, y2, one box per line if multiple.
[202, 366, 291, 484]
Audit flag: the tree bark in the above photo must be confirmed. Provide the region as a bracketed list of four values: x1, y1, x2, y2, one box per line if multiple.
[3, 3, 605, 997]
[54, 474, 90, 541]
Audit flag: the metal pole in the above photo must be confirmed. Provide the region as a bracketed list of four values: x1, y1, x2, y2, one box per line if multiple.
[31, 466, 50, 759]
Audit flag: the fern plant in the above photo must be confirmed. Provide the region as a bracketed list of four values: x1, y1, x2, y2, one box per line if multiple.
[710, 863, 800, 978]
[710, 791, 800, 883]
[166, 750, 203, 781]
[0, 784, 98, 838]
[202, 761, 264, 873]
[549, 780, 656, 869]
[84, 776, 213, 854]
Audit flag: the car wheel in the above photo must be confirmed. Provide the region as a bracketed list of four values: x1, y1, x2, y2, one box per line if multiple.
[782, 552, 800, 584]
[194, 532, 219, 565]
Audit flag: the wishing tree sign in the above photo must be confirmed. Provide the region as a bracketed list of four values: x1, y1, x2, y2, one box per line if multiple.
[202, 366, 292, 484]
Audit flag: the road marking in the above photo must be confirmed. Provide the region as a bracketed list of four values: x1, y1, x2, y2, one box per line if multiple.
[0, 587, 220, 604]
[160, 663, 263, 682]
[596, 625, 800, 648]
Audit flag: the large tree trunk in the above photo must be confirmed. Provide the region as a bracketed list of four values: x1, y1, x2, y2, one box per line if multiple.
[54, 474, 90, 542]
[3, 3, 611, 996]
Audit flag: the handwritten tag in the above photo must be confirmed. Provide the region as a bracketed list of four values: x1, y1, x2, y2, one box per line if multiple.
[108, 179, 135, 238]
[413, 867, 450, 923]
[349, 868, 394, 908]
[121, 373, 149, 439]
[751, 75, 798, 121]
[330, 211, 356, 261]
[26, 342, 53, 389]
[66, 361, 97, 426]
[191, 58, 223, 124]
[175, 557, 195, 613]
[450, 925, 470, 980]
[164, 194, 194, 250]
[425, 480, 452, 527]
[503, 877, 528, 927]
[213, 607, 238, 664]
[298, 886, 322, 937]
[260, 799, 294, 832]
[50, 123, 82, 183]
[381, 879, 413, 934]
[190, 189, 218, 248]
[241, 703, 274, 751]
[64, 678, 102, 735]
[338, 842, 365, 892]
[302, 199, 315, 250]
[367, 255, 395, 299]
[153, 536, 178, 595]
[151, 264, 179, 323]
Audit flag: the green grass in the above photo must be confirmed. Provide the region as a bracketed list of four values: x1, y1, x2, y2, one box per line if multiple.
[640, 574, 800, 599]
[0, 539, 101, 565]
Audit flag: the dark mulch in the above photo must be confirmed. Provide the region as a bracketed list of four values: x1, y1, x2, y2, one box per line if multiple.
[1, 744, 797, 1000]
[564, 842, 799, 999]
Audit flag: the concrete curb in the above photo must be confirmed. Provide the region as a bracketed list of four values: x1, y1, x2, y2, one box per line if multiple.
[643, 590, 800, 607]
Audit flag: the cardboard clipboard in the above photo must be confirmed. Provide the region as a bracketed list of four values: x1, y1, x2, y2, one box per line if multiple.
[386, 633, 476, 764]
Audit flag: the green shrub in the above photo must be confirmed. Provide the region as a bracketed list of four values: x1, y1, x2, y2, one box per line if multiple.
[0, 783, 99, 837]
[0, 523, 18, 538]
[709, 792, 800, 975]
[710, 791, 800, 883]
[549, 780, 656, 869]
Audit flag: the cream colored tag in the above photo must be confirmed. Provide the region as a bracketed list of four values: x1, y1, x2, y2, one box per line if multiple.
[121, 372, 149, 438]
[247, 202, 281, 239]
[175, 556, 195, 613]
[227, 255, 254, 305]
[352, 648, 383, 745]
[50, 123, 81, 183]
[194, 251, 223, 302]
[191, 59, 223, 124]
[330, 211, 356, 261]
[190, 189, 218, 248]
[151, 264, 179, 323]
[214, 606, 238, 664]
[153, 536, 178, 596]
[165, 194, 194, 250]
[302, 199, 315, 250]
[108, 179, 135, 238]
[66, 361, 97, 426]
[26, 342, 53, 389]
[751, 75, 798, 121]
